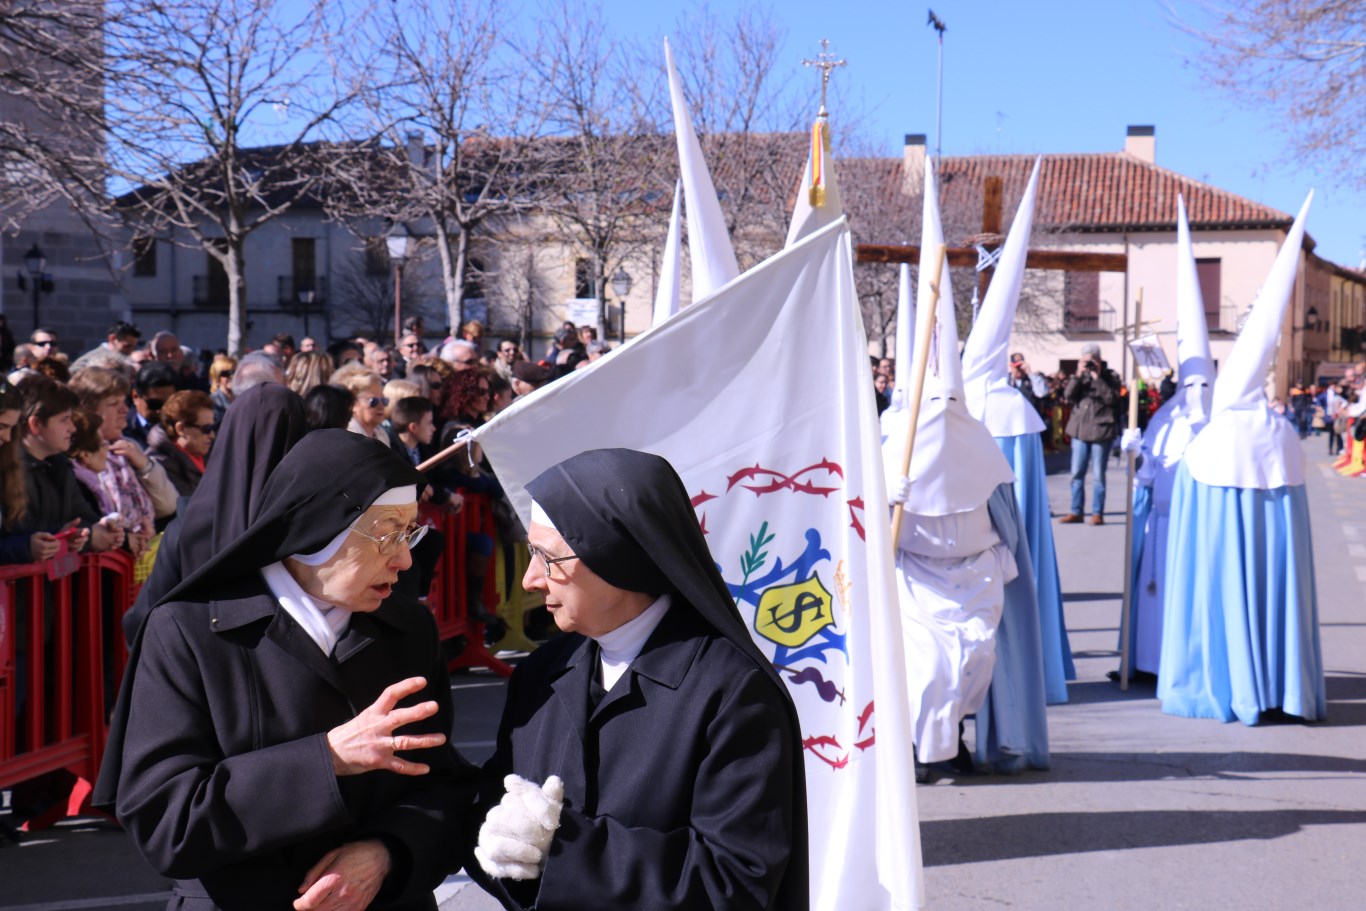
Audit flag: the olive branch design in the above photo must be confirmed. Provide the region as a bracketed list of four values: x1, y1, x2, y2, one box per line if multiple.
[736, 521, 775, 601]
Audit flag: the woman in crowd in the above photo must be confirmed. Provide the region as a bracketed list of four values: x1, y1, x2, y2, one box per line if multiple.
[148, 390, 216, 497]
[69, 366, 176, 530]
[286, 350, 334, 398]
[207, 355, 237, 424]
[438, 367, 494, 436]
[334, 367, 391, 446]
[69, 409, 152, 559]
[0, 380, 64, 563]
[95, 430, 477, 910]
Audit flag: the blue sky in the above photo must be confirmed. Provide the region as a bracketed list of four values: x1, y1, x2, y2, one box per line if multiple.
[599, 0, 1363, 267]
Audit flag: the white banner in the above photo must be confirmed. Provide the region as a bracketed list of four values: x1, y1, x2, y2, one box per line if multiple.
[475, 219, 924, 909]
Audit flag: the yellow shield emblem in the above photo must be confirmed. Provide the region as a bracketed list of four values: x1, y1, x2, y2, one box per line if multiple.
[754, 574, 834, 648]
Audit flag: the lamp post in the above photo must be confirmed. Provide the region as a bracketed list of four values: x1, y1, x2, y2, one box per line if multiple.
[386, 224, 411, 347]
[610, 266, 632, 343]
[22, 243, 48, 330]
[297, 288, 316, 339]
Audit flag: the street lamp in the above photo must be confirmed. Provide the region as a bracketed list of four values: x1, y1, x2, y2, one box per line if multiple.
[386, 223, 411, 347]
[22, 243, 49, 329]
[297, 288, 316, 339]
[610, 266, 632, 342]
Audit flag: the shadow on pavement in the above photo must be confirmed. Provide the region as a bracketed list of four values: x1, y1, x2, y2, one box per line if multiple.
[921, 808, 1366, 866]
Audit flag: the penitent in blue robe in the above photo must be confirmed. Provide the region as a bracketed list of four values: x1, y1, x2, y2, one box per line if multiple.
[995, 431, 1074, 703]
[1157, 461, 1326, 725]
[972, 483, 1051, 772]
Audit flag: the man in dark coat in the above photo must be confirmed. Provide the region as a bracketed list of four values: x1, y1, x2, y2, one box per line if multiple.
[95, 431, 477, 910]
[1061, 342, 1121, 524]
[468, 448, 809, 911]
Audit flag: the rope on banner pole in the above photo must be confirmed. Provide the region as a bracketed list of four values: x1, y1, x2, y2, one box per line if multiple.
[1118, 288, 1143, 691]
[890, 243, 948, 546]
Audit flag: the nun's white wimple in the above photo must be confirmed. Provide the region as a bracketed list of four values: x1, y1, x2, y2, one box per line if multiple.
[530, 499, 556, 530]
[291, 484, 419, 566]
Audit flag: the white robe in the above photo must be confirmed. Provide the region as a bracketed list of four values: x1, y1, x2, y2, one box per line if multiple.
[895, 503, 1018, 763]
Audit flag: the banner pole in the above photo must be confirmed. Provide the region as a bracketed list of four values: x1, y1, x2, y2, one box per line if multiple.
[1118, 289, 1143, 691]
[416, 437, 469, 473]
[890, 244, 947, 546]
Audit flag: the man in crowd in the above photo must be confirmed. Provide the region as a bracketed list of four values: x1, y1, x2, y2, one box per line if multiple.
[442, 339, 481, 370]
[399, 333, 425, 370]
[30, 328, 59, 359]
[1060, 342, 1120, 525]
[511, 361, 549, 397]
[125, 362, 179, 448]
[232, 351, 285, 394]
[366, 344, 398, 381]
[493, 339, 520, 383]
[148, 331, 183, 370]
[1007, 352, 1049, 416]
[71, 321, 142, 373]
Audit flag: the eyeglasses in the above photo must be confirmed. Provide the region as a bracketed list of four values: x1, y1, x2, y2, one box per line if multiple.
[527, 544, 580, 577]
[454, 357, 478, 366]
[349, 521, 429, 556]
[218, 370, 233, 378]
[499, 347, 517, 354]
[189, 423, 216, 434]
[366, 396, 390, 408]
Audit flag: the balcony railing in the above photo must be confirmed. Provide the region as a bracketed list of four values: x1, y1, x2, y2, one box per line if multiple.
[278, 275, 330, 310]
[1208, 304, 1242, 334]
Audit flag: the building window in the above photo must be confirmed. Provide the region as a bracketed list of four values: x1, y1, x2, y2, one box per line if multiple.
[1063, 272, 1099, 331]
[132, 237, 157, 277]
[574, 258, 595, 299]
[292, 237, 317, 296]
[1196, 258, 1222, 329]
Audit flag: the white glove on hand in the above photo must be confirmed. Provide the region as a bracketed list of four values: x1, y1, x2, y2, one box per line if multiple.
[888, 475, 912, 507]
[1119, 427, 1143, 455]
[475, 774, 564, 881]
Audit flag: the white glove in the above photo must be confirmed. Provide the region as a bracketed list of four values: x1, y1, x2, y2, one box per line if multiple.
[475, 774, 564, 881]
[888, 475, 912, 507]
[1119, 427, 1143, 455]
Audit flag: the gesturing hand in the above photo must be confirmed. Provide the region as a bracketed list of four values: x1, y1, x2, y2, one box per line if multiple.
[293, 839, 391, 911]
[326, 677, 446, 777]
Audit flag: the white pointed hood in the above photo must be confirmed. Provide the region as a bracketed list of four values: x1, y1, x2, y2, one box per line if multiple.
[785, 113, 844, 247]
[664, 38, 740, 300]
[1183, 191, 1312, 489]
[1138, 195, 1216, 504]
[882, 159, 1014, 516]
[888, 263, 915, 412]
[961, 157, 1045, 436]
[652, 180, 682, 327]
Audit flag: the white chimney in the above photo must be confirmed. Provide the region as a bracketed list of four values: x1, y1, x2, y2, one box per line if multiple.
[1125, 125, 1155, 163]
[903, 133, 926, 195]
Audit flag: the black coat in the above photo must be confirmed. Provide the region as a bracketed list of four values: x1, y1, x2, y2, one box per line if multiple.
[21, 449, 102, 533]
[469, 605, 806, 911]
[101, 583, 477, 910]
[147, 425, 204, 498]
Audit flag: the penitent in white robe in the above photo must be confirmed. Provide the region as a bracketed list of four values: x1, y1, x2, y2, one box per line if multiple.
[896, 502, 1018, 763]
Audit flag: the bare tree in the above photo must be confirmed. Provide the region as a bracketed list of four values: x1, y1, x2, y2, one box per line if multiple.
[1176, 1, 1366, 189]
[521, 0, 672, 333]
[330, 244, 426, 340]
[5, 0, 366, 354]
[484, 224, 556, 352]
[323, 0, 549, 336]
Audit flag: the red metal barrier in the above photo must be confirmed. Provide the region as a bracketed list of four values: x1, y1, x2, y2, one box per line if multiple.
[420, 496, 513, 677]
[0, 550, 139, 825]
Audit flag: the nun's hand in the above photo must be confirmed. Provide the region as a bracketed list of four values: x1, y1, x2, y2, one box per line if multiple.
[474, 774, 564, 880]
[293, 839, 390, 911]
[326, 677, 447, 777]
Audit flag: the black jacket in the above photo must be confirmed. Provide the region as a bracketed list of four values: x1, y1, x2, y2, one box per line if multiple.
[469, 605, 806, 911]
[147, 425, 203, 498]
[21, 448, 102, 533]
[100, 583, 476, 910]
[1064, 366, 1121, 442]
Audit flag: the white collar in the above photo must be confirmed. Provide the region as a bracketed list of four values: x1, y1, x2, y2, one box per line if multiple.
[261, 562, 351, 655]
[594, 593, 671, 691]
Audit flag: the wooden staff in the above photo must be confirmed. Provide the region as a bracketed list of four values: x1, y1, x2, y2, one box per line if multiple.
[416, 436, 469, 473]
[1117, 289, 1143, 691]
[890, 244, 948, 546]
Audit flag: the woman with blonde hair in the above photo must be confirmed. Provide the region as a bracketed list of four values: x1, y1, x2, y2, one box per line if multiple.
[208, 355, 237, 424]
[333, 366, 391, 447]
[285, 350, 333, 397]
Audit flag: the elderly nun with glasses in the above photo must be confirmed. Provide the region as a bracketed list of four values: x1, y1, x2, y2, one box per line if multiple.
[95, 430, 477, 911]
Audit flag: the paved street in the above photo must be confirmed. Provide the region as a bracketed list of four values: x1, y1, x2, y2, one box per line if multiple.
[2, 438, 1362, 910]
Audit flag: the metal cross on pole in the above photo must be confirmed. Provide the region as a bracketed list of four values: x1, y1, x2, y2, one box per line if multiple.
[802, 38, 846, 115]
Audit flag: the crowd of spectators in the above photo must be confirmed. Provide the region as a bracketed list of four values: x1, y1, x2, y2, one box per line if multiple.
[0, 315, 598, 577]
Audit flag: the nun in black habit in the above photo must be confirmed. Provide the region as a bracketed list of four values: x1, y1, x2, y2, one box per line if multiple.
[468, 448, 809, 911]
[95, 430, 477, 911]
[122, 382, 309, 644]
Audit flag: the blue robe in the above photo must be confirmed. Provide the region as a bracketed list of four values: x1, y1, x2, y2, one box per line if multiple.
[996, 432, 1074, 703]
[973, 483, 1051, 772]
[1120, 481, 1153, 667]
[1157, 462, 1326, 724]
